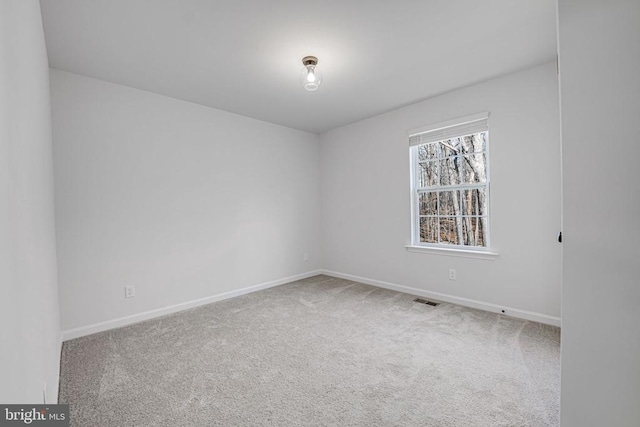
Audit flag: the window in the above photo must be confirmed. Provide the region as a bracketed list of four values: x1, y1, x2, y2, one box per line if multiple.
[409, 113, 490, 250]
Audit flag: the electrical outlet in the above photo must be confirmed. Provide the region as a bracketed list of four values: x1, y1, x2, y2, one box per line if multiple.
[304, 252, 309, 262]
[449, 268, 457, 281]
[125, 285, 135, 298]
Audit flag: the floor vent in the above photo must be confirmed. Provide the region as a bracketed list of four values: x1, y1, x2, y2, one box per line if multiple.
[414, 298, 440, 307]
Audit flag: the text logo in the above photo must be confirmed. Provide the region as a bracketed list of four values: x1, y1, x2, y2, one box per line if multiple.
[0, 405, 69, 426]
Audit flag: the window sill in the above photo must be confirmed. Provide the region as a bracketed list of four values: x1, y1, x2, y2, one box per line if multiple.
[405, 245, 499, 260]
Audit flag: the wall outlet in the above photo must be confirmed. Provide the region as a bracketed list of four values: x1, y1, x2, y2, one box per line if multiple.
[125, 285, 135, 298]
[304, 252, 309, 262]
[449, 268, 457, 280]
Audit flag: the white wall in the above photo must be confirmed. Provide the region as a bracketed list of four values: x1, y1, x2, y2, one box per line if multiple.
[51, 70, 320, 332]
[558, 1, 640, 425]
[0, 0, 61, 404]
[320, 62, 561, 321]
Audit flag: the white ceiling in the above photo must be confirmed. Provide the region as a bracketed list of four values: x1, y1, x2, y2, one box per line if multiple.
[40, 0, 557, 134]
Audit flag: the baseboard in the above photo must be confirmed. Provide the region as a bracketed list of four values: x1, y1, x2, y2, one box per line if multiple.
[60, 268, 559, 340]
[61, 270, 322, 341]
[321, 270, 561, 327]
[50, 331, 64, 405]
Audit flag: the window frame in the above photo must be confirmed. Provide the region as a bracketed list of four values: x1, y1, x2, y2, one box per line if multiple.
[409, 114, 493, 253]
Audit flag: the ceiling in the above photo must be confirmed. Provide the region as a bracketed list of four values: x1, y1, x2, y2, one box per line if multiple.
[40, 0, 557, 134]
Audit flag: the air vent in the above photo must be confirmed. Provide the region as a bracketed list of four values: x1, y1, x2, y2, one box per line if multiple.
[414, 298, 439, 307]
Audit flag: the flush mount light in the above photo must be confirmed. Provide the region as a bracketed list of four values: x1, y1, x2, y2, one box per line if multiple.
[300, 56, 322, 92]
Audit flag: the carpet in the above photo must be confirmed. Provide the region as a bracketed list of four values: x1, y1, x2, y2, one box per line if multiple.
[59, 275, 560, 426]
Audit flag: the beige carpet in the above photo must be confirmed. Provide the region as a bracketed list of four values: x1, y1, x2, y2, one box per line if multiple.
[59, 275, 560, 426]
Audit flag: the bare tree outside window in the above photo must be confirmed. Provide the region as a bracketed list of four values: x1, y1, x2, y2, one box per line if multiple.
[412, 131, 489, 248]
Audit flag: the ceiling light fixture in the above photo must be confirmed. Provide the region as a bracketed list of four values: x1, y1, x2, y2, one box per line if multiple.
[300, 56, 322, 92]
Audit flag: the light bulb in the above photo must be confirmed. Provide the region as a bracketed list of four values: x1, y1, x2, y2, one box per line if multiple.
[300, 56, 322, 91]
[306, 68, 316, 83]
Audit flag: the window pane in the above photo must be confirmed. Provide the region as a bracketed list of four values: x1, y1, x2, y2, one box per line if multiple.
[439, 138, 462, 158]
[419, 192, 438, 215]
[461, 217, 487, 247]
[439, 217, 460, 245]
[418, 161, 438, 187]
[419, 217, 438, 243]
[439, 156, 461, 186]
[461, 153, 487, 184]
[460, 132, 487, 154]
[417, 143, 437, 161]
[438, 190, 460, 216]
[460, 188, 488, 216]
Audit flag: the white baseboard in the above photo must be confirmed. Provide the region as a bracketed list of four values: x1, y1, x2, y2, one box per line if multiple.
[61, 268, 559, 341]
[61, 270, 322, 341]
[46, 331, 63, 405]
[321, 270, 561, 327]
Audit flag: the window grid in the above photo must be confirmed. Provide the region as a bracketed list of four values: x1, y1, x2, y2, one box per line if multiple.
[411, 131, 490, 249]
